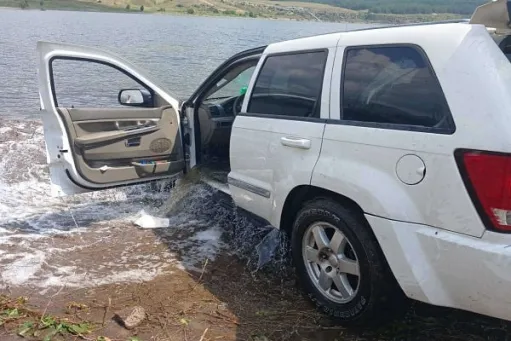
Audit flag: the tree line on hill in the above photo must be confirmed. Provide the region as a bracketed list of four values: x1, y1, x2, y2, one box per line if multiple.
[274, 0, 488, 15]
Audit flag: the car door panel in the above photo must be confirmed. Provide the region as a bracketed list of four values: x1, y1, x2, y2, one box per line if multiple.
[267, 119, 325, 228]
[229, 117, 273, 220]
[229, 48, 333, 228]
[38, 41, 185, 196]
[230, 118, 325, 228]
[53, 106, 184, 185]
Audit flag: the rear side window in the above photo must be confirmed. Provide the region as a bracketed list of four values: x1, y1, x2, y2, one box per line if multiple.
[341, 45, 453, 132]
[248, 51, 327, 119]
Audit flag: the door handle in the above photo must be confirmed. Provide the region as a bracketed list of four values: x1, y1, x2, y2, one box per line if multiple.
[115, 121, 155, 131]
[125, 137, 141, 147]
[280, 137, 311, 150]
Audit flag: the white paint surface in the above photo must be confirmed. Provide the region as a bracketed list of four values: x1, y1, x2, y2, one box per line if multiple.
[369, 214, 511, 322]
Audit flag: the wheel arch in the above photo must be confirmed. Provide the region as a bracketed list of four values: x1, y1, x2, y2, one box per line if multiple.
[279, 185, 366, 237]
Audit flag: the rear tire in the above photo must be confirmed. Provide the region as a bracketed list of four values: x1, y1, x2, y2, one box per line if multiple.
[291, 198, 402, 326]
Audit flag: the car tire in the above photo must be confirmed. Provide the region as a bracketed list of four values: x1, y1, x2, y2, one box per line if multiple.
[291, 198, 403, 326]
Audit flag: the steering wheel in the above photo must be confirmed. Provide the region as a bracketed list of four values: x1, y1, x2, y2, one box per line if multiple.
[232, 94, 245, 116]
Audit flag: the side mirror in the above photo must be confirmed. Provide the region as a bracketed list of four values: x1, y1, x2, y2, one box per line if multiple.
[118, 89, 152, 106]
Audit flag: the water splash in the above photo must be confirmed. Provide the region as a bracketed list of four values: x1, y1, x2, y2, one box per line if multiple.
[0, 118, 291, 291]
[0, 118, 172, 233]
[255, 228, 282, 269]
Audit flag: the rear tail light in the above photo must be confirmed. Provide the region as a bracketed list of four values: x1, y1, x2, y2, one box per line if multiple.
[456, 150, 511, 232]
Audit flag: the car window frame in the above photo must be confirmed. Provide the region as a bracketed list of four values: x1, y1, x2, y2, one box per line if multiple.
[335, 43, 456, 135]
[242, 48, 329, 123]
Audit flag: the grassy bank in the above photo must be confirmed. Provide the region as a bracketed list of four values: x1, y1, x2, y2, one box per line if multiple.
[0, 0, 466, 23]
[1, 0, 123, 12]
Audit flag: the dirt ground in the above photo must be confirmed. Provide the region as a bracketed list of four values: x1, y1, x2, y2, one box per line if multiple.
[1, 219, 511, 341]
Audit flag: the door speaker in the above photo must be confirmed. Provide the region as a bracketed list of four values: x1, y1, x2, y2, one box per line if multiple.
[150, 138, 172, 153]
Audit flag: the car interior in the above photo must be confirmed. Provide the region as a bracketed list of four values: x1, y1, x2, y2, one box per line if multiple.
[193, 59, 258, 185]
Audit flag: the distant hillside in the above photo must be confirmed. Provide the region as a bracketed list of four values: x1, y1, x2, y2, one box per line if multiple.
[0, 0, 480, 23]
[272, 0, 487, 15]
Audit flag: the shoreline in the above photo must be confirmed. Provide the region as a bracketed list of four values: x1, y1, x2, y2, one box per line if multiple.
[0, 3, 466, 25]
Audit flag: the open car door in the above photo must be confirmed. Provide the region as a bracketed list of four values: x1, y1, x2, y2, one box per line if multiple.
[38, 41, 186, 196]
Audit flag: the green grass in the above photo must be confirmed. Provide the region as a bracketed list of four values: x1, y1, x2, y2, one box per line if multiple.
[0, 295, 142, 341]
[271, 0, 485, 15]
[0, 297, 94, 341]
[0, 0, 134, 12]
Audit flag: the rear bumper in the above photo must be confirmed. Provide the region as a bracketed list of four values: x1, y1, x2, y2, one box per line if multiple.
[367, 214, 511, 321]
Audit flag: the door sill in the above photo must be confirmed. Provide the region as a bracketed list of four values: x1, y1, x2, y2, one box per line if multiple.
[202, 176, 231, 196]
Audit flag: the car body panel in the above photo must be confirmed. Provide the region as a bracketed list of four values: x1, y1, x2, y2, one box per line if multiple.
[307, 23, 511, 238]
[369, 214, 511, 322]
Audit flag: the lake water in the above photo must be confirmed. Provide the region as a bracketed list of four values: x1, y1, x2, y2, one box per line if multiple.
[0, 9, 374, 119]
[0, 10, 375, 289]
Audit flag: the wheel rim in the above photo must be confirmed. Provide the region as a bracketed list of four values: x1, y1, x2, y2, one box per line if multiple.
[302, 222, 360, 304]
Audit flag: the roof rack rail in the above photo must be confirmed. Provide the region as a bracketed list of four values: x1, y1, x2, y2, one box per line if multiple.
[344, 19, 470, 33]
[293, 19, 470, 42]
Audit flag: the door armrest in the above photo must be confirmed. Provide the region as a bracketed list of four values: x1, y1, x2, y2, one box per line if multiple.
[74, 125, 159, 146]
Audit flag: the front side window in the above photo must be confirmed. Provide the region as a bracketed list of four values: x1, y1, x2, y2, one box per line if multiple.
[52, 58, 151, 108]
[341, 45, 453, 131]
[206, 65, 256, 101]
[248, 51, 327, 119]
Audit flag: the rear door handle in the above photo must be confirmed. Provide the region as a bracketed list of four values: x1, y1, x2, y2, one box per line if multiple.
[280, 137, 311, 150]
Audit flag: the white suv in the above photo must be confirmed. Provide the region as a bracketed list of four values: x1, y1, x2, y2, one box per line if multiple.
[37, 0, 511, 325]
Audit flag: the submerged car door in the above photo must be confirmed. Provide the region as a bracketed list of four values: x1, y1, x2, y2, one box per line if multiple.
[38, 41, 188, 197]
[229, 47, 333, 227]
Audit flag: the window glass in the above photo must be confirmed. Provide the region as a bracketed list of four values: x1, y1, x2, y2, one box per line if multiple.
[248, 51, 327, 118]
[52, 59, 148, 108]
[207, 66, 256, 100]
[342, 46, 451, 129]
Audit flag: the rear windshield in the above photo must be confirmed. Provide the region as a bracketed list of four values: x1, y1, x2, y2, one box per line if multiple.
[495, 35, 511, 61]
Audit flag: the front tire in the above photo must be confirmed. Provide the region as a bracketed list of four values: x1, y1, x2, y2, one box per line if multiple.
[291, 199, 401, 326]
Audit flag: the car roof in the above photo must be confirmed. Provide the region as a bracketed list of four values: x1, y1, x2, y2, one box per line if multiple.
[264, 21, 475, 54]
